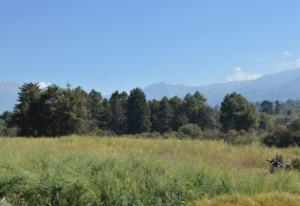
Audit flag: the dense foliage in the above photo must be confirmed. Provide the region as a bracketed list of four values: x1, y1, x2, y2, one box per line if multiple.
[127, 88, 151, 134]
[2, 82, 300, 148]
[220, 92, 257, 131]
[263, 119, 300, 147]
[1, 83, 225, 137]
[178, 124, 203, 139]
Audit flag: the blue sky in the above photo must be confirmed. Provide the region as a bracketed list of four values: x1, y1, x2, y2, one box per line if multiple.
[1, 0, 300, 94]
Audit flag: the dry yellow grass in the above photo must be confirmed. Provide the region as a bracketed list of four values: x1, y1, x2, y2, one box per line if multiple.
[189, 192, 300, 206]
[0, 136, 299, 205]
[0, 135, 299, 170]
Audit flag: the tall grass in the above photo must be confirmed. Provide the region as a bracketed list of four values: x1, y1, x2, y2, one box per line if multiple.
[189, 193, 300, 206]
[0, 136, 299, 205]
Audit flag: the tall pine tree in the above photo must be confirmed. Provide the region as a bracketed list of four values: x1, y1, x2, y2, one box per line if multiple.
[127, 88, 151, 134]
[169, 96, 188, 131]
[98, 99, 112, 130]
[157, 97, 173, 133]
[220, 92, 257, 131]
[38, 85, 63, 136]
[56, 86, 89, 135]
[183, 92, 216, 129]
[87, 89, 103, 130]
[149, 99, 160, 132]
[109, 91, 128, 134]
[12, 83, 42, 136]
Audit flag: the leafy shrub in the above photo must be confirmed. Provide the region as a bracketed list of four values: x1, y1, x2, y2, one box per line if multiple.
[288, 133, 300, 147]
[263, 119, 300, 147]
[0, 120, 18, 137]
[288, 118, 300, 132]
[177, 124, 202, 139]
[291, 158, 300, 171]
[258, 113, 274, 132]
[223, 130, 260, 145]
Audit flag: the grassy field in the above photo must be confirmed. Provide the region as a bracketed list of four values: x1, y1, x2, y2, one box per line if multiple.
[0, 136, 299, 205]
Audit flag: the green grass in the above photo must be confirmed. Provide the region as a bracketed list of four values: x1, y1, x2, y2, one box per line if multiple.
[0, 136, 299, 205]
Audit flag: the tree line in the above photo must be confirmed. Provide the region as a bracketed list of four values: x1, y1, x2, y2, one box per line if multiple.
[0, 83, 271, 137]
[256, 99, 300, 116]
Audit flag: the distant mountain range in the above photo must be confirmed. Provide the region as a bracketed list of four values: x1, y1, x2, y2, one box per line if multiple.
[1, 69, 300, 112]
[144, 68, 300, 105]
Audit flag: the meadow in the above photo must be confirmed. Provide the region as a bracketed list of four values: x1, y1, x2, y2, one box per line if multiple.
[0, 136, 300, 205]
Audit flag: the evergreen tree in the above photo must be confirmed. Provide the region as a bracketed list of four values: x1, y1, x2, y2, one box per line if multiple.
[88, 89, 102, 120]
[149, 99, 160, 132]
[260, 100, 274, 114]
[109, 91, 128, 134]
[87, 89, 103, 130]
[0, 111, 12, 123]
[57, 86, 89, 135]
[157, 97, 173, 133]
[183, 92, 216, 129]
[169, 96, 188, 131]
[34, 85, 89, 136]
[220, 92, 257, 131]
[12, 83, 42, 136]
[127, 88, 151, 134]
[98, 99, 112, 130]
[275, 100, 282, 115]
[38, 85, 63, 136]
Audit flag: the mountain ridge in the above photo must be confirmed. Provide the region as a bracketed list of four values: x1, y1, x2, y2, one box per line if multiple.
[143, 69, 300, 105]
[1, 69, 300, 112]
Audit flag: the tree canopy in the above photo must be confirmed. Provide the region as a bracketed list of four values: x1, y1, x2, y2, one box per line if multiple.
[220, 92, 257, 131]
[3, 83, 277, 137]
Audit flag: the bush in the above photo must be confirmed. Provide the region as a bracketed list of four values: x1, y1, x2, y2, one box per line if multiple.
[263, 126, 291, 147]
[223, 130, 260, 145]
[0, 120, 18, 137]
[258, 113, 274, 132]
[263, 119, 300, 147]
[177, 124, 202, 139]
[291, 158, 300, 171]
[288, 118, 300, 132]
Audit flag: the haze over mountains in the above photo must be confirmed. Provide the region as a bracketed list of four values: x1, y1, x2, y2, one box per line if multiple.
[144, 69, 300, 105]
[1, 69, 300, 112]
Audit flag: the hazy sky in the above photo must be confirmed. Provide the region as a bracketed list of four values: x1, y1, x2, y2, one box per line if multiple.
[1, 0, 300, 94]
